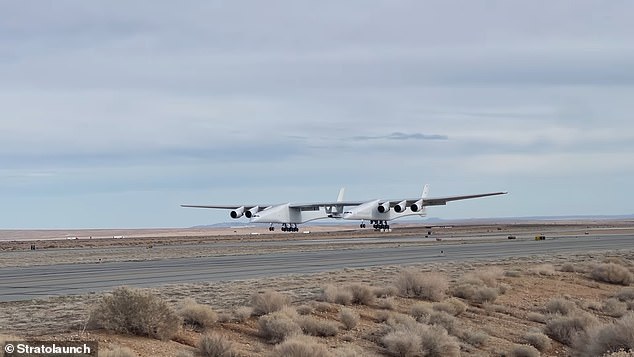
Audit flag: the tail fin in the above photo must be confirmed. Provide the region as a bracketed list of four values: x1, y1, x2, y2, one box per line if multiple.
[337, 187, 345, 202]
[420, 184, 430, 216]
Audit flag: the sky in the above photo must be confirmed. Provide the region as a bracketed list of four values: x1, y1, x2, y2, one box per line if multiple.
[1, 1, 633, 228]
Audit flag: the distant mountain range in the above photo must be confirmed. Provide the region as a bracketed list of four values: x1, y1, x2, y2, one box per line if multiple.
[191, 214, 634, 228]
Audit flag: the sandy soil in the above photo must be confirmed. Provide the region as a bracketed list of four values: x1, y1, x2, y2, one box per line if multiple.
[1, 222, 633, 356]
[2, 251, 633, 356]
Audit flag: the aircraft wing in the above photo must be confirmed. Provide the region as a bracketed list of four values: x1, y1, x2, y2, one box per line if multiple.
[421, 191, 507, 206]
[288, 200, 368, 209]
[181, 204, 271, 210]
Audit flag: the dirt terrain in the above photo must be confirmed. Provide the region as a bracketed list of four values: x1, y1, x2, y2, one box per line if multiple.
[1, 221, 633, 356]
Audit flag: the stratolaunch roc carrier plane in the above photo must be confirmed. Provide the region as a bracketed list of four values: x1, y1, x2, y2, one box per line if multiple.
[181, 185, 507, 232]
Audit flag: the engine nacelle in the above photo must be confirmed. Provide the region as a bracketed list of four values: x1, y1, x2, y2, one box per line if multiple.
[230, 206, 245, 219]
[394, 200, 407, 213]
[377, 201, 390, 213]
[245, 206, 260, 218]
[410, 199, 423, 212]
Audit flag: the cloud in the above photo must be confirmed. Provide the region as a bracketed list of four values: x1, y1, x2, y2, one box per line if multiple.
[352, 132, 448, 141]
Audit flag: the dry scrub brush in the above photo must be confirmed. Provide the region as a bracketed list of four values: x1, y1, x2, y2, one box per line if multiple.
[523, 331, 551, 352]
[271, 335, 331, 357]
[320, 283, 375, 306]
[432, 298, 467, 316]
[603, 298, 629, 318]
[178, 298, 217, 331]
[544, 310, 598, 346]
[508, 344, 540, 357]
[381, 322, 460, 357]
[409, 302, 432, 323]
[251, 289, 291, 316]
[450, 268, 504, 304]
[297, 315, 339, 337]
[321, 285, 353, 305]
[87, 286, 180, 340]
[591, 263, 633, 286]
[544, 297, 577, 316]
[394, 269, 448, 302]
[576, 313, 634, 357]
[339, 308, 359, 330]
[198, 332, 240, 357]
[258, 307, 301, 344]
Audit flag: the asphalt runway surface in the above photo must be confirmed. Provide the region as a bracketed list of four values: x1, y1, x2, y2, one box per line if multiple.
[1, 234, 631, 302]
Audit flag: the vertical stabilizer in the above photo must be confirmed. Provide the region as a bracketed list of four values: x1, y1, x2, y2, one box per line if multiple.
[420, 184, 430, 216]
[337, 187, 345, 202]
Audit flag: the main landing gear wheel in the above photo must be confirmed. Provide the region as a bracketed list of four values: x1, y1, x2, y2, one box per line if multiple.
[281, 223, 299, 232]
[371, 220, 390, 231]
[360, 220, 367, 228]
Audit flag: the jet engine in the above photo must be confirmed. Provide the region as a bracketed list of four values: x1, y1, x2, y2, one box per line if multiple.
[394, 200, 407, 213]
[410, 199, 423, 212]
[230, 206, 245, 219]
[377, 201, 390, 213]
[245, 206, 260, 218]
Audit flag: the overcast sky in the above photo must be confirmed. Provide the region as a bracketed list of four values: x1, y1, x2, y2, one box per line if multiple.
[1, 1, 633, 228]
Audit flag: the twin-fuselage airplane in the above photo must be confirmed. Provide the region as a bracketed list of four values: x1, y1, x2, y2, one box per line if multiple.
[181, 185, 507, 232]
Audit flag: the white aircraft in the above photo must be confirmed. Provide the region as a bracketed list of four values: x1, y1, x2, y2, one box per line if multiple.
[341, 185, 506, 231]
[181, 185, 507, 232]
[181, 188, 348, 232]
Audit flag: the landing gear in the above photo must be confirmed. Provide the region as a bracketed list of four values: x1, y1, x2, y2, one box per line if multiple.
[281, 223, 299, 232]
[370, 220, 390, 231]
[269, 224, 275, 232]
[360, 220, 366, 228]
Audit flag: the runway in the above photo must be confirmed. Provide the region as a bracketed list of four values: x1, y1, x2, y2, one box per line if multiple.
[0, 234, 631, 302]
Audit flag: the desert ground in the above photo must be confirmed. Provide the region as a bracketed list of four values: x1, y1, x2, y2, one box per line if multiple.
[1, 221, 633, 356]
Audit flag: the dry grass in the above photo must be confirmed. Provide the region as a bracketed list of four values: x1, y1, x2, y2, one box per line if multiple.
[100, 346, 137, 357]
[428, 311, 457, 335]
[251, 289, 291, 316]
[87, 286, 180, 340]
[544, 311, 598, 346]
[258, 309, 302, 343]
[394, 269, 448, 302]
[591, 263, 633, 286]
[348, 283, 375, 306]
[545, 297, 577, 315]
[321, 285, 353, 305]
[233, 306, 252, 323]
[577, 313, 634, 357]
[198, 333, 239, 357]
[524, 331, 551, 352]
[178, 298, 217, 331]
[296, 304, 313, 315]
[603, 298, 628, 318]
[5, 240, 634, 357]
[382, 329, 421, 357]
[451, 283, 498, 304]
[298, 315, 339, 337]
[339, 307, 359, 330]
[508, 344, 540, 357]
[462, 330, 489, 347]
[530, 263, 557, 276]
[560, 262, 577, 272]
[272, 335, 330, 357]
[409, 302, 432, 323]
[432, 297, 467, 316]
[614, 287, 634, 302]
